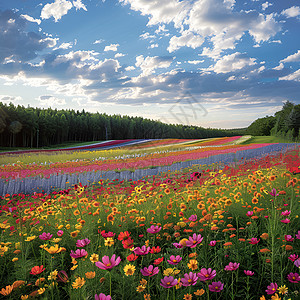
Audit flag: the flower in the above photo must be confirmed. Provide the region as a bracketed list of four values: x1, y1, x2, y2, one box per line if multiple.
[147, 225, 162, 234]
[76, 238, 91, 247]
[0, 285, 13, 296]
[295, 230, 300, 239]
[118, 231, 131, 241]
[12, 280, 25, 289]
[48, 270, 58, 280]
[127, 253, 138, 261]
[249, 238, 260, 245]
[271, 293, 281, 300]
[209, 240, 217, 247]
[173, 242, 184, 249]
[85, 271, 96, 279]
[197, 268, 217, 281]
[187, 259, 198, 270]
[288, 254, 298, 262]
[57, 230, 64, 236]
[104, 237, 115, 247]
[95, 294, 112, 300]
[269, 188, 279, 197]
[140, 265, 159, 277]
[244, 270, 254, 276]
[30, 265, 45, 275]
[57, 270, 69, 283]
[189, 215, 197, 221]
[124, 264, 136, 276]
[224, 262, 240, 271]
[180, 272, 198, 286]
[150, 246, 161, 254]
[39, 232, 53, 241]
[167, 255, 182, 265]
[246, 211, 254, 217]
[134, 246, 150, 255]
[90, 253, 99, 263]
[44, 244, 65, 254]
[183, 293, 192, 300]
[281, 210, 291, 216]
[160, 276, 178, 288]
[100, 230, 115, 238]
[277, 285, 288, 295]
[154, 257, 164, 265]
[287, 272, 300, 283]
[194, 289, 205, 296]
[284, 235, 294, 242]
[95, 254, 121, 270]
[294, 258, 300, 268]
[209, 281, 224, 292]
[72, 277, 85, 289]
[185, 234, 203, 248]
[37, 288, 45, 295]
[70, 249, 88, 259]
[280, 219, 290, 224]
[266, 283, 278, 295]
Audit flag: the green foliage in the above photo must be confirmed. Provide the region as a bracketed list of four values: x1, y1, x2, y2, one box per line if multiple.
[247, 116, 275, 136]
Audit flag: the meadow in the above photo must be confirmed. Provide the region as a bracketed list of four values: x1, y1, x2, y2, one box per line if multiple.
[0, 138, 299, 300]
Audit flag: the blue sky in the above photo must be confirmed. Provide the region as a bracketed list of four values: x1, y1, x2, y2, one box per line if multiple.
[0, 0, 299, 129]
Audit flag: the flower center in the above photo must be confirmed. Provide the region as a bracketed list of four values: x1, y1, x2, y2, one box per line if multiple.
[106, 263, 111, 267]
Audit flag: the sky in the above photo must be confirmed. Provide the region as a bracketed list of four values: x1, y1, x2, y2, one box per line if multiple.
[0, 0, 299, 129]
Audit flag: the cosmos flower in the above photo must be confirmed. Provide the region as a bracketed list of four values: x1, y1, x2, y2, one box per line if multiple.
[95, 254, 121, 270]
[197, 268, 217, 281]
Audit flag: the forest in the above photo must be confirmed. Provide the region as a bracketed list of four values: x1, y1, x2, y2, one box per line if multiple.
[0, 102, 244, 148]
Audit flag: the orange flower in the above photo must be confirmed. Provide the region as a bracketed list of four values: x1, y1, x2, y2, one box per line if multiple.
[223, 242, 232, 247]
[0, 285, 13, 296]
[260, 233, 269, 240]
[194, 289, 205, 296]
[260, 248, 271, 253]
[12, 280, 25, 289]
[85, 271, 96, 279]
[285, 245, 293, 251]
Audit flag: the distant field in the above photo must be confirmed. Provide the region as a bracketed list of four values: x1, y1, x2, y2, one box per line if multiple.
[240, 135, 296, 144]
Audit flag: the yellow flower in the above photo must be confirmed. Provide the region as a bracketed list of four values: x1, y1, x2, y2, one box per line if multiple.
[104, 237, 114, 247]
[140, 279, 147, 286]
[35, 278, 46, 286]
[12, 257, 18, 262]
[52, 238, 61, 243]
[40, 244, 48, 249]
[72, 277, 85, 289]
[21, 295, 29, 299]
[271, 294, 281, 300]
[44, 244, 65, 254]
[187, 259, 198, 270]
[90, 253, 99, 263]
[85, 271, 96, 279]
[277, 285, 288, 295]
[37, 288, 46, 295]
[163, 268, 174, 276]
[70, 264, 78, 271]
[15, 242, 21, 249]
[48, 270, 58, 281]
[136, 285, 146, 292]
[25, 236, 36, 242]
[124, 264, 136, 276]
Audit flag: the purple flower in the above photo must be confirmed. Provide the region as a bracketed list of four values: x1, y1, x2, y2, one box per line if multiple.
[269, 188, 279, 197]
[244, 270, 254, 276]
[167, 255, 182, 265]
[265, 283, 278, 295]
[95, 294, 112, 300]
[147, 225, 162, 234]
[281, 210, 291, 216]
[39, 232, 53, 241]
[289, 254, 299, 262]
[246, 211, 253, 217]
[76, 238, 91, 247]
[134, 246, 150, 255]
[160, 276, 178, 288]
[188, 215, 197, 222]
[287, 272, 300, 283]
[180, 272, 198, 286]
[95, 254, 121, 270]
[224, 262, 240, 271]
[209, 281, 224, 292]
[140, 265, 159, 277]
[57, 230, 64, 237]
[70, 249, 88, 259]
[209, 240, 217, 247]
[294, 258, 300, 268]
[285, 235, 294, 242]
[172, 242, 184, 249]
[197, 268, 216, 281]
[185, 233, 203, 248]
[295, 230, 300, 239]
[249, 238, 260, 245]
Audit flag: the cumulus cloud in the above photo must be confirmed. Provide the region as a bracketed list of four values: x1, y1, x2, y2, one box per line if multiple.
[135, 55, 173, 76]
[262, 2, 272, 11]
[73, 0, 87, 11]
[104, 44, 119, 51]
[115, 53, 125, 58]
[93, 39, 104, 44]
[279, 69, 300, 82]
[187, 60, 204, 64]
[20, 14, 41, 25]
[41, 0, 73, 22]
[280, 50, 300, 63]
[168, 31, 204, 53]
[125, 66, 135, 71]
[281, 6, 300, 18]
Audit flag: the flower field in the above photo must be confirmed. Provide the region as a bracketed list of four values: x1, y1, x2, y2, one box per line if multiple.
[0, 143, 300, 299]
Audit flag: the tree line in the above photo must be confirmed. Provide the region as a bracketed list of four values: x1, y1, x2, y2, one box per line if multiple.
[247, 101, 300, 141]
[0, 102, 245, 148]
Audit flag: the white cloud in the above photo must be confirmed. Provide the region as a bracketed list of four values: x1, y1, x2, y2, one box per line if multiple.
[20, 14, 41, 25]
[139, 32, 155, 40]
[41, 0, 73, 22]
[135, 55, 173, 76]
[187, 60, 204, 64]
[0, 95, 22, 104]
[148, 43, 158, 49]
[155, 25, 168, 34]
[125, 66, 135, 71]
[281, 6, 300, 18]
[168, 31, 204, 53]
[73, 0, 87, 11]
[280, 50, 300, 63]
[93, 39, 104, 44]
[279, 69, 300, 82]
[53, 42, 73, 50]
[212, 52, 256, 73]
[115, 53, 125, 58]
[262, 2, 272, 11]
[38, 95, 66, 105]
[104, 44, 119, 51]
[273, 63, 284, 70]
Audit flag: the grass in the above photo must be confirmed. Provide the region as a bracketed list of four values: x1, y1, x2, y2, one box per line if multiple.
[240, 136, 296, 145]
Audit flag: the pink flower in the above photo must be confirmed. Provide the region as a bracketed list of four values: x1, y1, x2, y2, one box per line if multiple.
[246, 211, 253, 217]
[285, 235, 294, 242]
[167, 255, 182, 265]
[57, 270, 68, 283]
[57, 230, 64, 237]
[287, 272, 300, 283]
[76, 238, 91, 247]
[95, 293, 112, 300]
[265, 283, 278, 295]
[294, 258, 300, 268]
[147, 225, 162, 234]
[288, 254, 298, 262]
[70, 249, 88, 259]
[173, 242, 184, 249]
[209, 241, 217, 247]
[185, 233, 203, 248]
[244, 270, 254, 276]
[281, 210, 291, 216]
[160, 276, 178, 288]
[180, 272, 198, 286]
[295, 230, 300, 239]
[224, 262, 240, 271]
[249, 238, 260, 245]
[269, 188, 279, 197]
[209, 281, 224, 292]
[95, 254, 121, 270]
[188, 215, 197, 222]
[39, 232, 53, 241]
[134, 246, 150, 255]
[100, 230, 115, 238]
[140, 265, 159, 277]
[197, 268, 216, 281]
[281, 219, 290, 224]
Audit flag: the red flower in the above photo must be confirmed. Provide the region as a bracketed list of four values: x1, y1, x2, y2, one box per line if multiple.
[30, 265, 45, 275]
[127, 253, 138, 261]
[150, 246, 161, 254]
[122, 237, 134, 249]
[153, 257, 164, 265]
[118, 231, 131, 241]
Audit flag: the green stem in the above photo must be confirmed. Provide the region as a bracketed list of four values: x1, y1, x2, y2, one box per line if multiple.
[206, 282, 210, 300]
[231, 272, 234, 300]
[109, 271, 112, 296]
